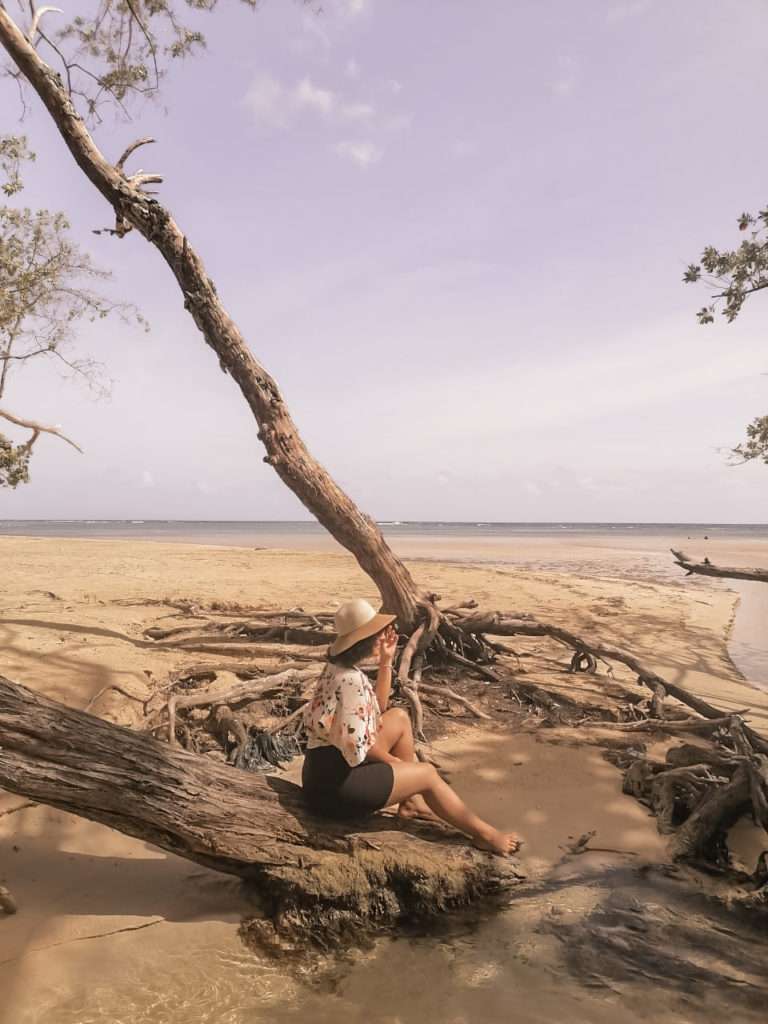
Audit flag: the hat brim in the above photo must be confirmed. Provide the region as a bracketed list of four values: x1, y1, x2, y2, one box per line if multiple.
[329, 612, 397, 656]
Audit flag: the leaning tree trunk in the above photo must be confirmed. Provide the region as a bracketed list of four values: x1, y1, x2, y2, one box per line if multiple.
[0, 7, 425, 629]
[0, 675, 523, 953]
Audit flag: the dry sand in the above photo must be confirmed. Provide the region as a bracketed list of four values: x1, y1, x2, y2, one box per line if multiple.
[1, 534, 767, 1023]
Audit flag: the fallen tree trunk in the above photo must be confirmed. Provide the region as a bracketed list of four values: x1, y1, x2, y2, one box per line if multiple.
[671, 549, 768, 584]
[0, 675, 523, 954]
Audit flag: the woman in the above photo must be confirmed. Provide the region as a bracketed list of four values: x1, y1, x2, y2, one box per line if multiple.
[302, 598, 521, 856]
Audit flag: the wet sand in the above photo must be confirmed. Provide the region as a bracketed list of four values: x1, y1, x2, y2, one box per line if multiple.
[1, 534, 767, 1023]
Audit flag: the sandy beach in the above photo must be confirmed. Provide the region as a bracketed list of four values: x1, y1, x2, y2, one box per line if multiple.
[1, 532, 767, 1023]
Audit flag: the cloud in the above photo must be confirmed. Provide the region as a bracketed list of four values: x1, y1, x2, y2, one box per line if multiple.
[343, 0, 368, 14]
[334, 140, 382, 168]
[385, 78, 403, 94]
[342, 101, 375, 120]
[243, 73, 285, 125]
[294, 77, 335, 115]
[244, 75, 337, 124]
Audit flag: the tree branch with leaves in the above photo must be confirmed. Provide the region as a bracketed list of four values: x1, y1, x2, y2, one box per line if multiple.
[0, 132, 144, 487]
[684, 207, 768, 465]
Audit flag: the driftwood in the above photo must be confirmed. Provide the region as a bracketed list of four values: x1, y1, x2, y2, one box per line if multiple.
[0, 675, 524, 953]
[419, 681, 493, 721]
[451, 610, 768, 756]
[165, 667, 317, 746]
[671, 549, 768, 584]
[144, 620, 335, 647]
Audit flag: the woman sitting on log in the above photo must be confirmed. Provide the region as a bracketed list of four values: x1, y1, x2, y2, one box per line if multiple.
[302, 599, 521, 856]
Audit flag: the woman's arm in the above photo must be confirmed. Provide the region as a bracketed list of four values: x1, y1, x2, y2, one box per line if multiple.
[373, 626, 398, 713]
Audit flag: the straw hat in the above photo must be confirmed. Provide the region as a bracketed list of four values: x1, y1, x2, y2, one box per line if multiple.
[329, 599, 396, 656]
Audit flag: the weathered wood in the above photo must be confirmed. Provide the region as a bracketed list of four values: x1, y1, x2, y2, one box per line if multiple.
[0, 675, 523, 951]
[670, 768, 752, 862]
[144, 622, 335, 646]
[166, 667, 316, 745]
[671, 548, 768, 584]
[0, 7, 427, 630]
[454, 611, 768, 756]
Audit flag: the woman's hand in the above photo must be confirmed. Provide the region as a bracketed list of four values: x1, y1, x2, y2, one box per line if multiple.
[375, 625, 398, 667]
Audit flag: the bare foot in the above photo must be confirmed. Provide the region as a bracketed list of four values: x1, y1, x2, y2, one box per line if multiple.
[397, 795, 440, 823]
[472, 828, 523, 856]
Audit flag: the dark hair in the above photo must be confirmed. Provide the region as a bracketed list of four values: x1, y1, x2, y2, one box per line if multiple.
[328, 631, 379, 668]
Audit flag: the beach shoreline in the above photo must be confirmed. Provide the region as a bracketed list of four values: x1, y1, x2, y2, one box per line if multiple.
[1, 532, 767, 1023]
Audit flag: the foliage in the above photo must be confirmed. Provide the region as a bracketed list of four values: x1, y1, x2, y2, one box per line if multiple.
[0, 134, 34, 196]
[732, 414, 768, 466]
[685, 209, 768, 465]
[684, 209, 768, 324]
[0, 433, 31, 487]
[5, 0, 259, 119]
[0, 134, 145, 487]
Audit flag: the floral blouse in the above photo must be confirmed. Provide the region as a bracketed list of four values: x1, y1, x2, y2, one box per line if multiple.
[303, 663, 380, 767]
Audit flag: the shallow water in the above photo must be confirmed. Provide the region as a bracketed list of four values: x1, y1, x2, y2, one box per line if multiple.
[16, 867, 768, 1024]
[729, 581, 768, 692]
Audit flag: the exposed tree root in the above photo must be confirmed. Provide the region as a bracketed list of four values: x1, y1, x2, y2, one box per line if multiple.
[448, 609, 768, 756]
[164, 667, 317, 746]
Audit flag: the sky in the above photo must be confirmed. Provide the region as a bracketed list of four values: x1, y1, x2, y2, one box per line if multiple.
[2, 0, 768, 522]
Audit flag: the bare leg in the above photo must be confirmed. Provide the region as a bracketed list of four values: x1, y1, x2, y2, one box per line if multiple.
[368, 707, 416, 762]
[384, 760, 522, 857]
[367, 709, 435, 820]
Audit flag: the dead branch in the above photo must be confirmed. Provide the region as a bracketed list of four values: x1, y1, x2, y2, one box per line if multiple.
[418, 681, 492, 721]
[670, 767, 752, 861]
[267, 703, 306, 736]
[115, 136, 156, 172]
[452, 611, 768, 756]
[27, 4, 61, 44]
[588, 715, 738, 735]
[143, 620, 334, 647]
[84, 682, 148, 713]
[166, 667, 317, 746]
[398, 622, 426, 737]
[0, 407, 82, 452]
[671, 548, 768, 584]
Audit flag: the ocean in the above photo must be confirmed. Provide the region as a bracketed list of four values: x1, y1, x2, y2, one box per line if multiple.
[1, 519, 767, 544]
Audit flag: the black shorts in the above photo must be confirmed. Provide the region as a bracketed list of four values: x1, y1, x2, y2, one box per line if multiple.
[302, 745, 395, 819]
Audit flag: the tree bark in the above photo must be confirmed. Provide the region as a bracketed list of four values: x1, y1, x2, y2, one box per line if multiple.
[0, 675, 523, 953]
[0, 7, 425, 628]
[671, 549, 768, 584]
[670, 769, 751, 862]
